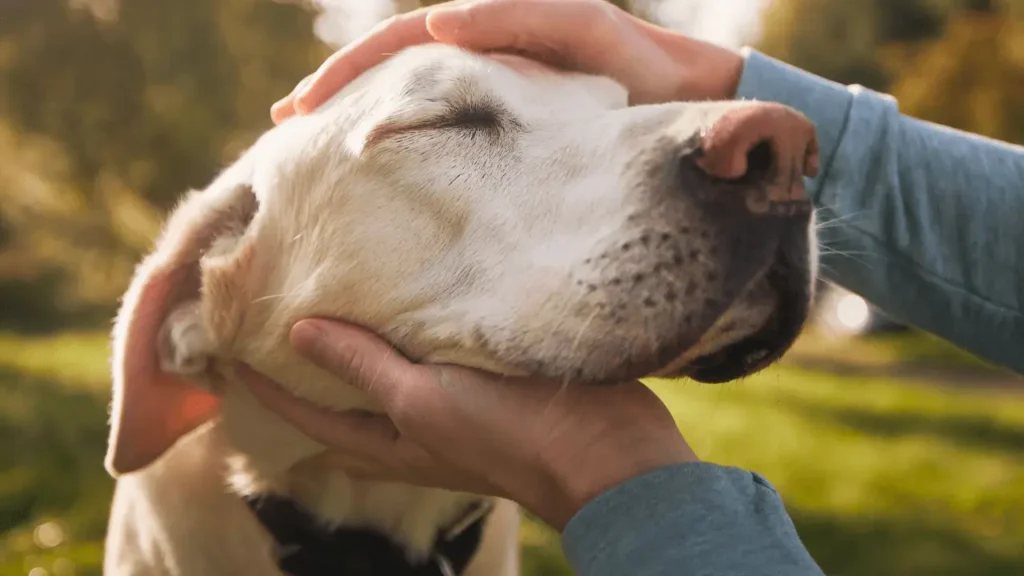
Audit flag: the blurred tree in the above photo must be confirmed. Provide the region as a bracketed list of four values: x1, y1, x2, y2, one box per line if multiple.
[0, 0, 329, 330]
[757, 0, 1024, 141]
[883, 9, 1024, 142]
[757, 0, 946, 90]
[758, 0, 1021, 86]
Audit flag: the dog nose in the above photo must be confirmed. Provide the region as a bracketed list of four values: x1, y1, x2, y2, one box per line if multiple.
[691, 103, 819, 216]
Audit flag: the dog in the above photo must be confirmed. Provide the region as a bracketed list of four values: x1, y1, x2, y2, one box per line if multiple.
[102, 43, 820, 575]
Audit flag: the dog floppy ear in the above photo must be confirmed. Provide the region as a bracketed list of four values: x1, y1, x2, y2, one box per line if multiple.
[106, 182, 259, 477]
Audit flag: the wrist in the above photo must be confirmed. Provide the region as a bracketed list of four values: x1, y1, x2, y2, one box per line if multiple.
[666, 34, 745, 101]
[537, 434, 699, 530]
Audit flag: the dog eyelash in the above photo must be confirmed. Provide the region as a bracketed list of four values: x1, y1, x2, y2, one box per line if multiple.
[438, 104, 507, 132]
[439, 88, 526, 130]
[364, 103, 519, 149]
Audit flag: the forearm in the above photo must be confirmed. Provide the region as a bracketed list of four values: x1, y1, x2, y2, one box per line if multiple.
[735, 49, 1024, 374]
[561, 462, 824, 576]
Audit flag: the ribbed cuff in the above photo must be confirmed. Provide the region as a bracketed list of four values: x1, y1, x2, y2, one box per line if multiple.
[734, 48, 859, 203]
[561, 462, 779, 576]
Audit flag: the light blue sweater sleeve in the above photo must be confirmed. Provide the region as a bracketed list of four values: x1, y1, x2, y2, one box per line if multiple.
[560, 49, 1024, 576]
[736, 49, 1024, 374]
[562, 463, 824, 576]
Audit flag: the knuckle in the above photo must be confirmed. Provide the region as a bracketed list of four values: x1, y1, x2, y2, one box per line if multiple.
[317, 338, 366, 382]
[384, 10, 418, 29]
[376, 14, 401, 30]
[386, 388, 414, 419]
[338, 344, 365, 376]
[586, 0, 621, 25]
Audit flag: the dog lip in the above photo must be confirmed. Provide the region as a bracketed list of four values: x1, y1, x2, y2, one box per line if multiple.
[677, 247, 810, 383]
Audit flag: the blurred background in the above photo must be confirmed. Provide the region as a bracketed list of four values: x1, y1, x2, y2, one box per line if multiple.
[0, 0, 1022, 574]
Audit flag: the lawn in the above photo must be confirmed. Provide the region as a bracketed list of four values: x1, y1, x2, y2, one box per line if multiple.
[1, 330, 1022, 576]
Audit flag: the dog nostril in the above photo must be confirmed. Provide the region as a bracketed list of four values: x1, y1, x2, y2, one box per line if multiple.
[743, 140, 774, 183]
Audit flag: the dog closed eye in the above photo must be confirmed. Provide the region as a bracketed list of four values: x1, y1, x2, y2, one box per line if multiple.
[365, 100, 521, 149]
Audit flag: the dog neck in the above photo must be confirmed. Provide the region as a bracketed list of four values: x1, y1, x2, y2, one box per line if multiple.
[246, 493, 492, 576]
[215, 380, 486, 560]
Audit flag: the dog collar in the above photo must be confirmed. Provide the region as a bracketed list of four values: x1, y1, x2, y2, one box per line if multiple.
[245, 495, 493, 576]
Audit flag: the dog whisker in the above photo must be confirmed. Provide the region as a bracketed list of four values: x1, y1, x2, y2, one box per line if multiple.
[249, 273, 320, 305]
[249, 292, 294, 304]
[568, 307, 600, 363]
[816, 246, 873, 270]
[813, 211, 866, 231]
[813, 202, 867, 222]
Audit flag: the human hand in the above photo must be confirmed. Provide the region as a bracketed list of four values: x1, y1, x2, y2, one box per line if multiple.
[240, 318, 698, 530]
[270, 0, 745, 123]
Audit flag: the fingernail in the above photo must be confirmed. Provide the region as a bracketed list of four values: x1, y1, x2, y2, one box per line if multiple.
[427, 7, 471, 37]
[269, 102, 289, 124]
[291, 319, 329, 359]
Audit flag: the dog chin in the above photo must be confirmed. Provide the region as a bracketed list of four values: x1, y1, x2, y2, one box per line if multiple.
[619, 285, 808, 385]
[662, 291, 809, 383]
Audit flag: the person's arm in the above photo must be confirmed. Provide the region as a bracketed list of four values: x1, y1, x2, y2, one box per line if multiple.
[734, 49, 1024, 374]
[561, 462, 825, 576]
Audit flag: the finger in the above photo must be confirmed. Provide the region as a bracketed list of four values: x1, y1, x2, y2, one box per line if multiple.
[427, 0, 609, 57]
[239, 362, 403, 455]
[289, 319, 422, 406]
[270, 96, 295, 124]
[270, 74, 316, 124]
[294, 9, 436, 114]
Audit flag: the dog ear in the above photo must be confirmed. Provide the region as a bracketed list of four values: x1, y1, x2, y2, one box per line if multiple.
[105, 182, 259, 477]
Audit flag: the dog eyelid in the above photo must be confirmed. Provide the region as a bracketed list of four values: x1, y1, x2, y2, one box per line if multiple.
[364, 104, 517, 149]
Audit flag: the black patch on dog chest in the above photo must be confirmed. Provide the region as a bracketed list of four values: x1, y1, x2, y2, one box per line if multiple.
[245, 495, 488, 576]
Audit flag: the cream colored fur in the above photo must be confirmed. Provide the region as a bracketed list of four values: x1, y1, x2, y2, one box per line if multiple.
[103, 44, 817, 575]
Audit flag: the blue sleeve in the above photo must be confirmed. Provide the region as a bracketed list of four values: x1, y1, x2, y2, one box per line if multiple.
[735, 49, 1024, 375]
[561, 462, 824, 576]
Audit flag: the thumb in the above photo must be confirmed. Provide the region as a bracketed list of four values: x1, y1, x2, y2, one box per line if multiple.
[239, 362, 403, 455]
[290, 319, 419, 408]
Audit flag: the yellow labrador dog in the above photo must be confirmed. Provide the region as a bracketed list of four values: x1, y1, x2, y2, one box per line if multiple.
[102, 44, 819, 575]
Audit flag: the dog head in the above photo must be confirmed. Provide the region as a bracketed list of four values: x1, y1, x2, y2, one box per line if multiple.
[106, 44, 818, 476]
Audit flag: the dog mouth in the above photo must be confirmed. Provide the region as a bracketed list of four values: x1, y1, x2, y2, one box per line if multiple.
[667, 242, 812, 383]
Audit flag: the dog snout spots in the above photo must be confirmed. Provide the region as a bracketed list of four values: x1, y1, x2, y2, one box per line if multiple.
[572, 226, 734, 342]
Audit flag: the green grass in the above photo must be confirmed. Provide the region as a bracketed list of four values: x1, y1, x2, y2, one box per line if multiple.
[1, 331, 1022, 576]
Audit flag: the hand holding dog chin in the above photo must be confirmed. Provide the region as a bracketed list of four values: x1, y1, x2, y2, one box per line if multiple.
[271, 0, 744, 123]
[240, 318, 698, 530]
